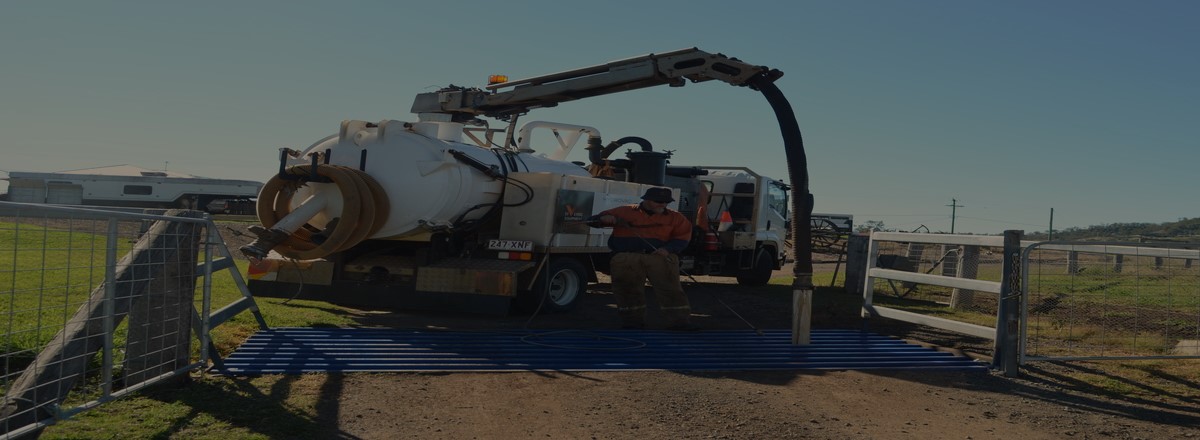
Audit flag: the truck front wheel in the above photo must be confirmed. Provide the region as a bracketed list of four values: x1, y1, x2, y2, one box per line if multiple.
[519, 257, 589, 313]
[736, 248, 775, 286]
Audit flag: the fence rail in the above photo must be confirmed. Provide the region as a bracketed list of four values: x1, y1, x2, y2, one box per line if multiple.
[862, 233, 1007, 338]
[0, 201, 264, 439]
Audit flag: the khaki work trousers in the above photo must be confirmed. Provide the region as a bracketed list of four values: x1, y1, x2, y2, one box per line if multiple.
[609, 252, 692, 328]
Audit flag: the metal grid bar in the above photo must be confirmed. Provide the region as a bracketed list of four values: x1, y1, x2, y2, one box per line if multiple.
[219, 328, 987, 374]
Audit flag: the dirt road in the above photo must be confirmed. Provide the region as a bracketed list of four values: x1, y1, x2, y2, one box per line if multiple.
[207, 224, 1196, 438]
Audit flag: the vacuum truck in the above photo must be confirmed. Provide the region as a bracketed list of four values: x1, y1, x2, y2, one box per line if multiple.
[241, 48, 810, 314]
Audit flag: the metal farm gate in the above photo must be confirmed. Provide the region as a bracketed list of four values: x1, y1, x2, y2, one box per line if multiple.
[0, 201, 265, 439]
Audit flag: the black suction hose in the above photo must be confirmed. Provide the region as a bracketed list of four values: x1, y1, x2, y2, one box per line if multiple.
[747, 73, 813, 290]
[588, 136, 654, 165]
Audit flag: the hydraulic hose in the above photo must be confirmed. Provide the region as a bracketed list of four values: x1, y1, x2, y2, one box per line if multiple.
[250, 164, 389, 260]
[746, 73, 813, 289]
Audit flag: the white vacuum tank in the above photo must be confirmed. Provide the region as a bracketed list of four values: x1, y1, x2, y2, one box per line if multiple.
[282, 119, 591, 240]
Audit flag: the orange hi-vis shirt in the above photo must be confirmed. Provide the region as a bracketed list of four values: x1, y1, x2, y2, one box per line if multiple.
[599, 204, 693, 254]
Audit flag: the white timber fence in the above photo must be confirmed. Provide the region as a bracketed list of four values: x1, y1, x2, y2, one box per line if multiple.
[862, 230, 1023, 375]
[0, 201, 266, 439]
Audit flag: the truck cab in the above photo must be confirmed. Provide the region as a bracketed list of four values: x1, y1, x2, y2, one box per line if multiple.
[677, 168, 789, 285]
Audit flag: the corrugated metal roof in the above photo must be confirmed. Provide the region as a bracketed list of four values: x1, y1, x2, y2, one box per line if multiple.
[217, 328, 987, 374]
[57, 164, 196, 178]
[6, 165, 261, 188]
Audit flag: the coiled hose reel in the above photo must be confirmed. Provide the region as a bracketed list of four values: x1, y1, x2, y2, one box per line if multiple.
[240, 164, 389, 260]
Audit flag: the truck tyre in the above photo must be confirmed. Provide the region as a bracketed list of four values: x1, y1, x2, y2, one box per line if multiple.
[736, 248, 775, 286]
[519, 257, 589, 313]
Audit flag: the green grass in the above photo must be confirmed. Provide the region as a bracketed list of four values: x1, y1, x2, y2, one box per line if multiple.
[0, 222, 135, 373]
[44, 374, 335, 440]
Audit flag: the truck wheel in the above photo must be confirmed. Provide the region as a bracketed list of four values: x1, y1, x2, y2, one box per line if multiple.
[519, 257, 589, 313]
[736, 248, 775, 286]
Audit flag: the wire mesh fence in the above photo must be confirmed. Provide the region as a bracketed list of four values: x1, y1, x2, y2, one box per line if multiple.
[1022, 242, 1200, 361]
[0, 202, 215, 438]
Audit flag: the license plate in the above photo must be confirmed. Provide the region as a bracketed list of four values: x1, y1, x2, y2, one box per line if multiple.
[488, 239, 533, 252]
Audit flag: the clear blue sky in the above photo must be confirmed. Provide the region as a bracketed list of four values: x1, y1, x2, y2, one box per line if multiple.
[2, 1, 1196, 234]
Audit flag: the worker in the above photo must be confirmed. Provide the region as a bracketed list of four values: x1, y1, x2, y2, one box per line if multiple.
[588, 187, 698, 330]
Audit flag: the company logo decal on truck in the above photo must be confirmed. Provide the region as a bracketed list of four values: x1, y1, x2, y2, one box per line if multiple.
[555, 189, 596, 234]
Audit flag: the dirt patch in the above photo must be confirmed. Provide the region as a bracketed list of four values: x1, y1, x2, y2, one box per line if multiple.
[282, 276, 1196, 439]
[327, 368, 1195, 440]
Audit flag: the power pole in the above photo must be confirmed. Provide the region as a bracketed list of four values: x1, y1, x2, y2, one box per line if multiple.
[1049, 208, 1054, 240]
[946, 198, 964, 233]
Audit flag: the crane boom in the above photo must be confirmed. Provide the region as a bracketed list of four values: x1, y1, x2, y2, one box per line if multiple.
[410, 47, 783, 120]
[409, 46, 815, 300]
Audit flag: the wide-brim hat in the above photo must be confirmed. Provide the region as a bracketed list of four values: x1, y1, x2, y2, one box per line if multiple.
[641, 187, 675, 203]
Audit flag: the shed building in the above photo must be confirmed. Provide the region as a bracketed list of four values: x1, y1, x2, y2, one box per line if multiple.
[2, 165, 262, 211]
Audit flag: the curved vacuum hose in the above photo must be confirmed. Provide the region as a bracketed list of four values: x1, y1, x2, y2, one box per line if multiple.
[588, 136, 654, 165]
[243, 164, 390, 260]
[747, 74, 813, 290]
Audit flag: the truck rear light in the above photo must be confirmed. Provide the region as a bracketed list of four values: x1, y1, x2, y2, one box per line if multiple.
[247, 259, 278, 280]
[704, 232, 720, 251]
[498, 251, 533, 261]
[248, 259, 270, 275]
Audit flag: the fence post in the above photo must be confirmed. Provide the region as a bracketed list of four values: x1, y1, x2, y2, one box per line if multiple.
[844, 234, 870, 295]
[993, 230, 1023, 377]
[860, 232, 880, 319]
[950, 245, 979, 310]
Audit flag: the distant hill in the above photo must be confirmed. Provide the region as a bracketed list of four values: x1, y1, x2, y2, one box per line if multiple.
[1025, 217, 1200, 242]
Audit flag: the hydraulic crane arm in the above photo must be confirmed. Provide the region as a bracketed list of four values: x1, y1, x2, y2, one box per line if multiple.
[410, 47, 816, 299]
[410, 47, 783, 120]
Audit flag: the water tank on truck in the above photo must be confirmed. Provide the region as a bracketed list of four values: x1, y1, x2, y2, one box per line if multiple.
[242, 119, 591, 260]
